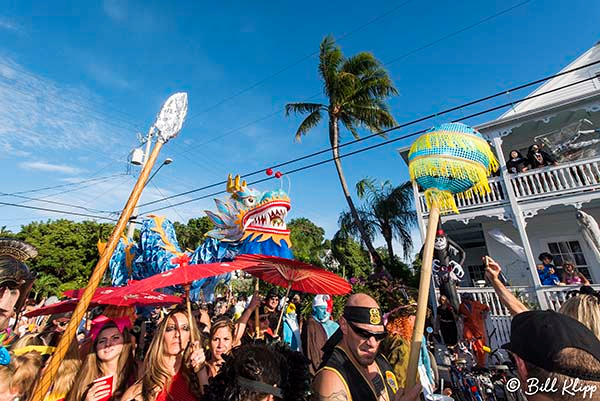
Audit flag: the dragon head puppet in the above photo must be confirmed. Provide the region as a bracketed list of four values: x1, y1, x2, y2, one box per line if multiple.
[204, 174, 293, 258]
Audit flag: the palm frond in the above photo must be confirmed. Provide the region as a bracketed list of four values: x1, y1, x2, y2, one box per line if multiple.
[319, 36, 344, 100]
[339, 113, 360, 140]
[341, 52, 380, 76]
[344, 103, 396, 135]
[285, 102, 324, 116]
[294, 109, 323, 141]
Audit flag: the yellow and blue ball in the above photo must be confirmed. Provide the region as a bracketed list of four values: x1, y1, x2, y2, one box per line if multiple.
[408, 122, 498, 213]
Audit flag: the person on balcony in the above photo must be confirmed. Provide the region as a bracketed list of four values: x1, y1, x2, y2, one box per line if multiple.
[437, 295, 458, 348]
[506, 149, 529, 173]
[561, 259, 590, 285]
[537, 252, 561, 285]
[527, 144, 558, 169]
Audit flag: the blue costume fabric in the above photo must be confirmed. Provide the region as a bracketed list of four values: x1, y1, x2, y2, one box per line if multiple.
[538, 263, 560, 285]
[313, 306, 339, 338]
[283, 313, 302, 352]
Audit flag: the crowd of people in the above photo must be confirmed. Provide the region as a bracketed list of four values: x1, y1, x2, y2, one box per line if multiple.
[2, 239, 600, 401]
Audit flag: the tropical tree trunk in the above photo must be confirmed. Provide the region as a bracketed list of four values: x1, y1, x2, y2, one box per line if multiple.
[382, 225, 395, 261]
[329, 117, 384, 271]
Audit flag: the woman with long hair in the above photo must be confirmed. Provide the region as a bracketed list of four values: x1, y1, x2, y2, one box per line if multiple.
[561, 259, 590, 285]
[206, 317, 236, 379]
[66, 316, 135, 401]
[122, 306, 207, 401]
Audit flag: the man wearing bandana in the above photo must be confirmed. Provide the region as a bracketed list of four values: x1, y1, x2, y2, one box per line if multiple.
[313, 294, 421, 401]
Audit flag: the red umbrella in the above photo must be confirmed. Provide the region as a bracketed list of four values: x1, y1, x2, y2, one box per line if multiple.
[24, 290, 183, 318]
[233, 254, 352, 334]
[24, 299, 79, 318]
[125, 254, 239, 342]
[64, 283, 183, 307]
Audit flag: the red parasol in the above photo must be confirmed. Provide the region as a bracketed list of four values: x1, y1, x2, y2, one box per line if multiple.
[24, 299, 79, 318]
[125, 255, 238, 293]
[125, 254, 239, 342]
[24, 289, 183, 318]
[233, 254, 352, 334]
[234, 254, 352, 295]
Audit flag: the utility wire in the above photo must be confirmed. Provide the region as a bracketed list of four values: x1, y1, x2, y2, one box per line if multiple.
[0, 201, 118, 221]
[184, 0, 414, 122]
[174, 0, 533, 157]
[142, 73, 599, 213]
[0, 191, 120, 214]
[1, 173, 126, 196]
[138, 58, 600, 210]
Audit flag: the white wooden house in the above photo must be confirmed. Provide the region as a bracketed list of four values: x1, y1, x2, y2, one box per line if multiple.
[399, 40, 600, 350]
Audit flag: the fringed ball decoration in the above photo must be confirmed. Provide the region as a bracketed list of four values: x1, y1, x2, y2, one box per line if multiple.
[408, 122, 499, 214]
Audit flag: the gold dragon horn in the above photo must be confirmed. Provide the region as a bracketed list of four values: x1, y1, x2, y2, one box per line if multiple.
[226, 174, 247, 193]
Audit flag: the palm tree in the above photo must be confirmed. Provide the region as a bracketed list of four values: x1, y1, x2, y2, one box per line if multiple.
[338, 178, 417, 262]
[285, 36, 398, 269]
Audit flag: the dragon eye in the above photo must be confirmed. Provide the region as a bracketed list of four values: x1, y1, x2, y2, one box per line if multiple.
[244, 197, 256, 206]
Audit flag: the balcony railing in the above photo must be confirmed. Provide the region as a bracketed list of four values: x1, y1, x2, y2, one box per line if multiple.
[418, 156, 600, 215]
[417, 176, 507, 214]
[510, 158, 600, 200]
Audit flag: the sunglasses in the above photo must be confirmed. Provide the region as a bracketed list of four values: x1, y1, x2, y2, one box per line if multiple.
[346, 320, 387, 341]
[259, 316, 269, 322]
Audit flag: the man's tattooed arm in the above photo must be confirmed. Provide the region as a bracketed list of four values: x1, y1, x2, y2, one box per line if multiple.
[312, 390, 349, 401]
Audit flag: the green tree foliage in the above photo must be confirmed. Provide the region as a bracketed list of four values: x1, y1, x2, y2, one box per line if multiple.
[172, 216, 214, 251]
[330, 232, 371, 279]
[288, 218, 326, 266]
[286, 36, 399, 271]
[15, 219, 114, 297]
[339, 178, 417, 261]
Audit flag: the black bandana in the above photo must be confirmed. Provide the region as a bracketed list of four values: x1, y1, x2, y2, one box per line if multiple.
[343, 306, 383, 326]
[237, 377, 283, 397]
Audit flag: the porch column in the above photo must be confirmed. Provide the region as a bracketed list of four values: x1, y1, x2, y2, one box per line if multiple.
[411, 181, 438, 319]
[492, 135, 549, 309]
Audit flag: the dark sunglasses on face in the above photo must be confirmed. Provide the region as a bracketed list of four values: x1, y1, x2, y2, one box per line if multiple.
[346, 320, 387, 341]
[260, 316, 269, 322]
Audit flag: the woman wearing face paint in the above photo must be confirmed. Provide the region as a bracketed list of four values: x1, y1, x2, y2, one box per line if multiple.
[66, 316, 135, 401]
[122, 306, 207, 401]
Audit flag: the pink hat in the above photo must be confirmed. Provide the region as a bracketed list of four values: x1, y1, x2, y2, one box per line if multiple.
[89, 315, 132, 341]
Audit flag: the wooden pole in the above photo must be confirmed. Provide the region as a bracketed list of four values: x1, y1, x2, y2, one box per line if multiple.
[254, 278, 261, 339]
[274, 282, 292, 336]
[184, 285, 196, 343]
[406, 201, 440, 387]
[30, 140, 165, 401]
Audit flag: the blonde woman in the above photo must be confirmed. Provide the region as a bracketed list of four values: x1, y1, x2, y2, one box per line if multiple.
[44, 338, 82, 401]
[66, 316, 135, 401]
[0, 352, 42, 401]
[122, 306, 207, 401]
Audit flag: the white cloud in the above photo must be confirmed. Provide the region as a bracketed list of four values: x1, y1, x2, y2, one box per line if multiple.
[0, 18, 19, 32]
[18, 161, 84, 174]
[0, 56, 134, 156]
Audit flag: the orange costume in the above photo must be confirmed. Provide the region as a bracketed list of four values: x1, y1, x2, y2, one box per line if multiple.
[459, 299, 489, 366]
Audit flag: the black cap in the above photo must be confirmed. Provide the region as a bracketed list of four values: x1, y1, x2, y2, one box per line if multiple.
[502, 310, 600, 379]
[266, 288, 280, 299]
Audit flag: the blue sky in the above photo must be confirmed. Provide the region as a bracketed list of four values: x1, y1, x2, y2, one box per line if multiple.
[0, 0, 598, 257]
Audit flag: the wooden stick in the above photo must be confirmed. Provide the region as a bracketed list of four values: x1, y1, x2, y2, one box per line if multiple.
[254, 278, 261, 339]
[30, 140, 165, 401]
[274, 282, 292, 337]
[184, 285, 195, 343]
[406, 201, 440, 387]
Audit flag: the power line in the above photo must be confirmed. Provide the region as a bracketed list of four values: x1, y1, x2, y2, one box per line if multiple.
[174, 0, 534, 159]
[0, 191, 120, 214]
[1, 173, 126, 196]
[184, 0, 414, 123]
[0, 201, 118, 221]
[138, 58, 600, 210]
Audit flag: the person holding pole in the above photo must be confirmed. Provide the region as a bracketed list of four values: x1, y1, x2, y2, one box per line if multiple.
[313, 293, 421, 401]
[121, 306, 207, 401]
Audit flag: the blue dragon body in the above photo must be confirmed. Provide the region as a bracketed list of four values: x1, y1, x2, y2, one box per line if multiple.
[108, 175, 292, 300]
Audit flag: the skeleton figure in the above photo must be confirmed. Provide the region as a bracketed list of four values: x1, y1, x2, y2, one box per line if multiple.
[422, 224, 465, 311]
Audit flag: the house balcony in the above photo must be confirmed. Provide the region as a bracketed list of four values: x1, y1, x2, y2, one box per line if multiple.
[417, 156, 600, 217]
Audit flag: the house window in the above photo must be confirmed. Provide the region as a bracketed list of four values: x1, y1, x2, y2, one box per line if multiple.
[466, 264, 486, 285]
[547, 240, 592, 282]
